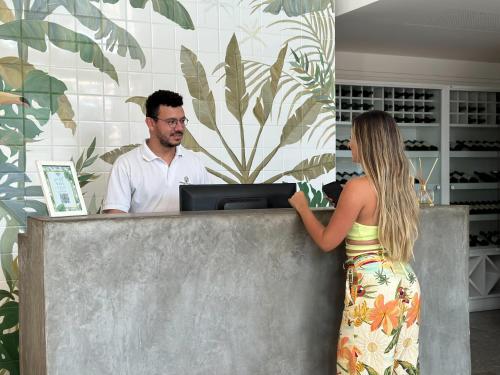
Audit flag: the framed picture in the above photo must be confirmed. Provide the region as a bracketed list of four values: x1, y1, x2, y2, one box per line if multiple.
[37, 161, 87, 217]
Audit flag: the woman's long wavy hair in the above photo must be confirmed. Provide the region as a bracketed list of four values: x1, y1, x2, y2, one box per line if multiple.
[352, 110, 419, 262]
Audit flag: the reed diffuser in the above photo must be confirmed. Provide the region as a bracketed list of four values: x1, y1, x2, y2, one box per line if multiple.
[409, 157, 439, 206]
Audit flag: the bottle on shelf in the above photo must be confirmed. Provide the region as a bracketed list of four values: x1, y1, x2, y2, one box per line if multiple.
[352, 89, 363, 97]
[363, 89, 374, 97]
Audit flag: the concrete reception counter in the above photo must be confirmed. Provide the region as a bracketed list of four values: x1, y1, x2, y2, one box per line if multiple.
[19, 206, 470, 375]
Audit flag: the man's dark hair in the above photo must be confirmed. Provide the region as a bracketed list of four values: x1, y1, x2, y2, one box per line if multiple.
[145, 90, 183, 118]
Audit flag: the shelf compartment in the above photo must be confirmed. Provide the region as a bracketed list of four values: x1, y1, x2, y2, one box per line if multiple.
[450, 151, 500, 158]
[469, 214, 500, 222]
[451, 183, 500, 190]
[470, 247, 500, 256]
[450, 124, 500, 128]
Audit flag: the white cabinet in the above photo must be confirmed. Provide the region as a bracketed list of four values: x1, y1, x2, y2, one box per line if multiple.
[449, 88, 500, 311]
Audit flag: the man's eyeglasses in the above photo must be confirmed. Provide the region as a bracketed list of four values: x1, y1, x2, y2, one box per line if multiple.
[152, 117, 189, 128]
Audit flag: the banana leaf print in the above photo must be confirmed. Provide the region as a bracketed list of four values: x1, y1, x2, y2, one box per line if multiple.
[122, 34, 335, 184]
[270, 5, 335, 146]
[126, 0, 195, 30]
[249, 0, 334, 16]
[0, 20, 119, 83]
[216, 4, 335, 147]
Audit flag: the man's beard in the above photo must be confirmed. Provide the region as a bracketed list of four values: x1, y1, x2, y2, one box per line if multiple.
[159, 131, 183, 148]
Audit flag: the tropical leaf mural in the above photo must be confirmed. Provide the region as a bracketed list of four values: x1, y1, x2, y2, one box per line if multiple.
[0, 0, 196, 371]
[218, 3, 335, 147]
[123, 0, 195, 30]
[123, 34, 335, 185]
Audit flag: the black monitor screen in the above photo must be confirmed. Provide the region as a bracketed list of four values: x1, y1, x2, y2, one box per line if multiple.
[179, 183, 296, 211]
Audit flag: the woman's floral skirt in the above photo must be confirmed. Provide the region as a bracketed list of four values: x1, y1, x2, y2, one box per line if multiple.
[337, 253, 420, 375]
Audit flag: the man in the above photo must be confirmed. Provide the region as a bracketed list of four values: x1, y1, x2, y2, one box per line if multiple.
[103, 90, 210, 213]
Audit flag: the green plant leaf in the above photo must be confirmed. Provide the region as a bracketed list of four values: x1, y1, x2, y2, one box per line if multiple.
[384, 366, 393, 375]
[396, 360, 418, 375]
[0, 0, 14, 23]
[0, 59, 76, 139]
[252, 44, 287, 127]
[77, 2, 145, 66]
[0, 20, 118, 82]
[86, 137, 96, 159]
[263, 153, 334, 184]
[129, 0, 194, 30]
[0, 228, 17, 293]
[179, 43, 243, 172]
[27, 0, 146, 68]
[362, 363, 379, 375]
[0, 301, 18, 332]
[126, 96, 146, 115]
[385, 325, 402, 354]
[181, 128, 202, 152]
[180, 46, 217, 131]
[280, 96, 322, 146]
[206, 167, 238, 184]
[56, 93, 77, 135]
[251, 0, 333, 16]
[100, 144, 140, 165]
[0, 57, 34, 89]
[0, 331, 19, 369]
[224, 34, 249, 125]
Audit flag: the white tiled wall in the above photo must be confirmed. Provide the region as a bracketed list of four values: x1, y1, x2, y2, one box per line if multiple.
[1, 1, 336, 288]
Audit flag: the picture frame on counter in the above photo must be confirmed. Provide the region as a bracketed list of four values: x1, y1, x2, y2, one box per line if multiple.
[37, 160, 87, 217]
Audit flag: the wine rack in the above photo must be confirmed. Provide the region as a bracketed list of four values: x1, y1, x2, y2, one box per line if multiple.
[335, 84, 441, 125]
[449, 89, 500, 311]
[450, 91, 499, 126]
[335, 82, 442, 204]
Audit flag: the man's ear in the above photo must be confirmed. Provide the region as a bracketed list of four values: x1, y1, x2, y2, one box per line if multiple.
[145, 117, 155, 132]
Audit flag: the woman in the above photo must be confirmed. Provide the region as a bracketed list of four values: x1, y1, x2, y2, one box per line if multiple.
[289, 110, 421, 375]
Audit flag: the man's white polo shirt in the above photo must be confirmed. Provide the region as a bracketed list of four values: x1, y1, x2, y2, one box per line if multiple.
[103, 140, 210, 213]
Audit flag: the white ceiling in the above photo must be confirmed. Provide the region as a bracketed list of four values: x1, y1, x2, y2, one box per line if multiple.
[336, 0, 500, 63]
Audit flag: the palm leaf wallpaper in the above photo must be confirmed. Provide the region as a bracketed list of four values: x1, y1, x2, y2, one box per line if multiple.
[0, 0, 335, 371]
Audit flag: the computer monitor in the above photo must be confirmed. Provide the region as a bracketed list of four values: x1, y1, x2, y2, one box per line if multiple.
[179, 183, 296, 211]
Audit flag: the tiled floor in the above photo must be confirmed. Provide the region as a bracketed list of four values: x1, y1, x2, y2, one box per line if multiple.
[471, 310, 500, 375]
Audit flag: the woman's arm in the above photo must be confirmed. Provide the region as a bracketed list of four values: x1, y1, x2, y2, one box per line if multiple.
[289, 179, 365, 252]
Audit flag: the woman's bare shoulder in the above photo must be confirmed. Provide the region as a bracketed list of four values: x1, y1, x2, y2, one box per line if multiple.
[344, 176, 371, 190]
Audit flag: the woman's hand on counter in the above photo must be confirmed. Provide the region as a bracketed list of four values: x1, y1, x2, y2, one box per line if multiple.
[289, 191, 310, 213]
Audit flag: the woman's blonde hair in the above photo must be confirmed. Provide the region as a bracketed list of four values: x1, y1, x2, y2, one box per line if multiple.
[352, 110, 419, 262]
